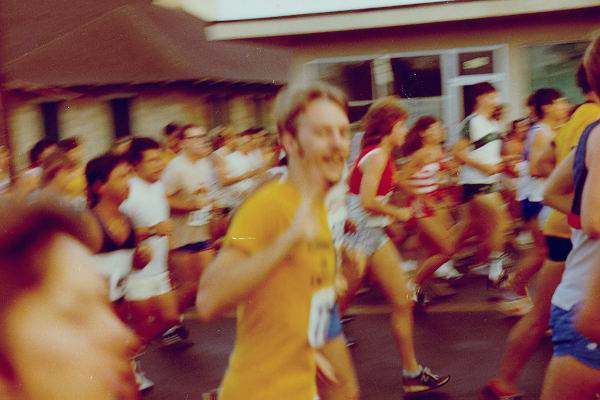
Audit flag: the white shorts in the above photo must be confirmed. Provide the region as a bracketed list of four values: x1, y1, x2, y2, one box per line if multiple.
[125, 271, 172, 301]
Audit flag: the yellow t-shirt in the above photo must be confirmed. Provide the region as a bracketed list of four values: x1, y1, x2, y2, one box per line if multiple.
[544, 103, 600, 238]
[65, 167, 86, 198]
[219, 180, 336, 400]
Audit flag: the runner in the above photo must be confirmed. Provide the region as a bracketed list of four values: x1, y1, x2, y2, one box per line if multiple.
[345, 96, 450, 393]
[482, 65, 600, 400]
[452, 82, 510, 287]
[196, 81, 349, 400]
[85, 153, 156, 392]
[540, 33, 600, 400]
[120, 137, 192, 349]
[396, 116, 467, 304]
[162, 124, 216, 310]
[0, 198, 139, 400]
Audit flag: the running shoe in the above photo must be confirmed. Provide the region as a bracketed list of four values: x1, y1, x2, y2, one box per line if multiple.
[133, 359, 154, 392]
[434, 260, 464, 281]
[159, 325, 194, 351]
[487, 269, 508, 290]
[402, 366, 450, 393]
[497, 296, 533, 317]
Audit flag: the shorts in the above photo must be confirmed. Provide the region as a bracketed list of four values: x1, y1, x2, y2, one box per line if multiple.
[461, 183, 500, 203]
[545, 236, 573, 262]
[326, 304, 344, 340]
[346, 227, 389, 257]
[551, 305, 600, 370]
[175, 240, 212, 253]
[521, 199, 544, 221]
[125, 271, 172, 301]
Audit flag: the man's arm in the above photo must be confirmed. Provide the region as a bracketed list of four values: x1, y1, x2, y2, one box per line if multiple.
[581, 125, 600, 239]
[542, 151, 574, 215]
[196, 196, 316, 321]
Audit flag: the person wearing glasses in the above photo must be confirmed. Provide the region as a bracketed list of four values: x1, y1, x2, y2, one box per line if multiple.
[161, 124, 216, 310]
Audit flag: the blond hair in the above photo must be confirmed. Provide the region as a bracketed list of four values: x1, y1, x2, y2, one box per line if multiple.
[274, 81, 347, 137]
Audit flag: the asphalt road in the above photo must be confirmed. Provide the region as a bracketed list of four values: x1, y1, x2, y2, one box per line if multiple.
[142, 275, 552, 400]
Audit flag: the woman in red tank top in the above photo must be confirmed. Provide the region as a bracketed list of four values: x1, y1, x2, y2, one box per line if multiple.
[395, 116, 468, 303]
[344, 97, 450, 393]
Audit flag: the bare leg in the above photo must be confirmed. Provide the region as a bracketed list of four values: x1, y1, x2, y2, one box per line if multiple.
[541, 356, 600, 400]
[491, 260, 564, 392]
[370, 240, 419, 372]
[317, 336, 360, 400]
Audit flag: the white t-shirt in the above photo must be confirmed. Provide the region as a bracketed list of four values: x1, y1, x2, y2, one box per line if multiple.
[119, 176, 170, 277]
[459, 114, 503, 185]
[518, 123, 553, 202]
[162, 153, 217, 247]
[552, 229, 600, 311]
[222, 151, 258, 208]
[325, 168, 349, 247]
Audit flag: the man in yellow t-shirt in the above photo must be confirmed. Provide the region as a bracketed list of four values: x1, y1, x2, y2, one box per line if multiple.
[196, 81, 352, 400]
[484, 63, 600, 399]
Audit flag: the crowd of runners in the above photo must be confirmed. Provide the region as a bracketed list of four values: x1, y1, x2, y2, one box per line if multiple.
[0, 32, 599, 400]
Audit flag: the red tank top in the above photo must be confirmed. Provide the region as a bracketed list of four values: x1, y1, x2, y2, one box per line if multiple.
[349, 146, 396, 196]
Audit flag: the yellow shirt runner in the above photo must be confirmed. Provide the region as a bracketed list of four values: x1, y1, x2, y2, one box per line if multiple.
[219, 179, 336, 400]
[544, 103, 600, 238]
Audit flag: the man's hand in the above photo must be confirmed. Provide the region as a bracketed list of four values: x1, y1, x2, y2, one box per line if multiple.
[393, 207, 413, 222]
[153, 220, 175, 236]
[132, 244, 153, 270]
[476, 163, 501, 176]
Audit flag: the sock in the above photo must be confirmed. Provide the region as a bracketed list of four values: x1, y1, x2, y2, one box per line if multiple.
[403, 366, 422, 378]
[488, 251, 504, 281]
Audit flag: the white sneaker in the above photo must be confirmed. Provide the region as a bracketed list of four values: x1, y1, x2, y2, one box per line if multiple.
[133, 359, 154, 392]
[434, 261, 463, 280]
[402, 259, 418, 273]
[515, 231, 534, 248]
[498, 296, 533, 316]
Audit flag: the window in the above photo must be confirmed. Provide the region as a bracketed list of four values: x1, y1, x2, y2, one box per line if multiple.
[110, 98, 131, 139]
[528, 41, 589, 105]
[40, 102, 60, 142]
[210, 96, 230, 128]
[318, 61, 373, 101]
[391, 55, 442, 98]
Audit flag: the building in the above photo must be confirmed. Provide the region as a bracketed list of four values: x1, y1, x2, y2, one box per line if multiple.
[173, 0, 600, 141]
[0, 0, 290, 170]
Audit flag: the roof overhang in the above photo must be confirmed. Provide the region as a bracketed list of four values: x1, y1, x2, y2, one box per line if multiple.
[181, 0, 600, 40]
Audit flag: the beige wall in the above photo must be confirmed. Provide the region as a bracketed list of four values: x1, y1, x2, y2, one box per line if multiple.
[288, 12, 599, 122]
[7, 102, 44, 171]
[229, 95, 256, 132]
[130, 91, 211, 140]
[6, 89, 267, 171]
[59, 98, 113, 161]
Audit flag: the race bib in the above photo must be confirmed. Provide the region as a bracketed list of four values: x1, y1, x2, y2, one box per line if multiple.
[187, 206, 212, 227]
[307, 286, 336, 348]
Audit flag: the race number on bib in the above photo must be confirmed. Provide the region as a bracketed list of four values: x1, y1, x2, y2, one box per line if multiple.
[307, 287, 336, 348]
[188, 206, 212, 227]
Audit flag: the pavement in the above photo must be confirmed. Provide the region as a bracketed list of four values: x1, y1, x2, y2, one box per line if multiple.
[141, 274, 552, 400]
